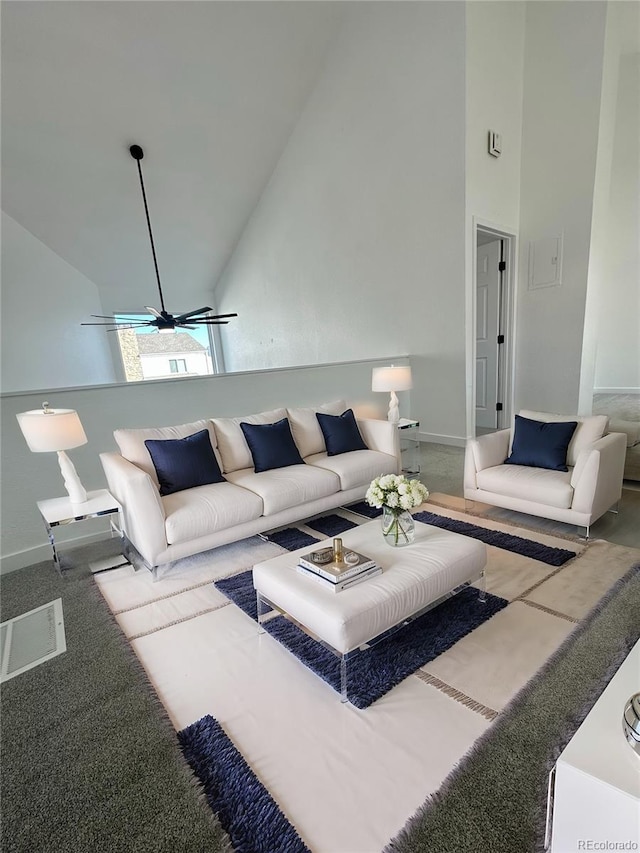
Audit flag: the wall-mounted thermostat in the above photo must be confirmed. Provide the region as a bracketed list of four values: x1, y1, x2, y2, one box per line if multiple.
[488, 130, 502, 157]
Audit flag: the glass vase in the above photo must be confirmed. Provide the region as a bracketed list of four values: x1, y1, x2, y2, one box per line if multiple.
[381, 506, 415, 547]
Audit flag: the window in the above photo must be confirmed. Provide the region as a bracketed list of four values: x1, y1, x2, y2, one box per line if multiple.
[112, 314, 218, 382]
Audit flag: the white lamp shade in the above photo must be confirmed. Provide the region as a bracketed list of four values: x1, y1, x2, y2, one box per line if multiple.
[371, 365, 413, 393]
[16, 408, 88, 453]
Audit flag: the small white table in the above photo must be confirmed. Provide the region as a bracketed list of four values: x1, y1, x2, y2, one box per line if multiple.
[37, 489, 123, 574]
[547, 639, 640, 851]
[397, 418, 420, 476]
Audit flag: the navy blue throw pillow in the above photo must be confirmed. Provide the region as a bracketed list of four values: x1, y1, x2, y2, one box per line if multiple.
[145, 429, 225, 496]
[316, 409, 368, 456]
[505, 415, 578, 472]
[240, 418, 304, 473]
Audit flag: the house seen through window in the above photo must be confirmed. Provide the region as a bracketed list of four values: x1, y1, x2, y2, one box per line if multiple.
[114, 315, 217, 382]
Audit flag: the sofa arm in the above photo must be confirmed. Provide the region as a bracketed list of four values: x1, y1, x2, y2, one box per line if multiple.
[100, 452, 167, 566]
[464, 429, 511, 489]
[570, 432, 627, 520]
[357, 418, 401, 472]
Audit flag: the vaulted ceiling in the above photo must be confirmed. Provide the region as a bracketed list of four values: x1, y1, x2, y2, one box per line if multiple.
[1, 1, 344, 311]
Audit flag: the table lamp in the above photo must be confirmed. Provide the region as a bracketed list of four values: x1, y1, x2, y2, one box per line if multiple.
[17, 402, 88, 504]
[372, 365, 413, 423]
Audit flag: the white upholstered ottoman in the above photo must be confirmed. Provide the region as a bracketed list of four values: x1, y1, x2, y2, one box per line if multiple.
[252, 519, 487, 703]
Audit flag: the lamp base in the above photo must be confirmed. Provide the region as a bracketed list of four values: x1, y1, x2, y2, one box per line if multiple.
[387, 391, 400, 424]
[57, 450, 88, 504]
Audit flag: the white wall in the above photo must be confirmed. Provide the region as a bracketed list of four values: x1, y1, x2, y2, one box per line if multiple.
[593, 50, 640, 391]
[515, 1, 607, 414]
[465, 1, 525, 435]
[579, 2, 640, 407]
[0, 357, 409, 571]
[465, 1, 525, 230]
[1, 212, 118, 391]
[215, 2, 467, 444]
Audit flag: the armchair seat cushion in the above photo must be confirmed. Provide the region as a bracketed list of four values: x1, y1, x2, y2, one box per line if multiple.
[307, 449, 398, 491]
[226, 465, 340, 516]
[476, 464, 573, 510]
[164, 482, 263, 545]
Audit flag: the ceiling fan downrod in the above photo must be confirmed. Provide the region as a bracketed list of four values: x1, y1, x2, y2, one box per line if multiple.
[129, 144, 167, 315]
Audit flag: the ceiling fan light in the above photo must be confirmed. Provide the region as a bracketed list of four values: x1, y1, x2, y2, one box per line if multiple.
[158, 326, 176, 334]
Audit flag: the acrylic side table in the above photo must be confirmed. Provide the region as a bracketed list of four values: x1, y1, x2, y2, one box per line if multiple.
[397, 418, 420, 476]
[37, 489, 124, 575]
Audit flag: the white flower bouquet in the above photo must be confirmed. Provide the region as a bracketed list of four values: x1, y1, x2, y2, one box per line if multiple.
[365, 474, 429, 546]
[365, 473, 429, 512]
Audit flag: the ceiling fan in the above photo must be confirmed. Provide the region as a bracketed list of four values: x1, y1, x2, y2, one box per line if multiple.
[82, 144, 237, 332]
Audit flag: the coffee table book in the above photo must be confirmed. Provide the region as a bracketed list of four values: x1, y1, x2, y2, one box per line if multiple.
[298, 549, 377, 582]
[296, 563, 383, 593]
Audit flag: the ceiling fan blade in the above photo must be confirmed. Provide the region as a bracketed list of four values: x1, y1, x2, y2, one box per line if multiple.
[176, 324, 198, 330]
[145, 306, 165, 320]
[173, 306, 213, 323]
[189, 315, 237, 322]
[89, 314, 150, 321]
[187, 319, 229, 325]
[82, 321, 151, 327]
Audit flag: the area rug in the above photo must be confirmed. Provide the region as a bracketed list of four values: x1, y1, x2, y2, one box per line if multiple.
[176, 559, 638, 853]
[386, 562, 640, 853]
[215, 571, 508, 709]
[94, 503, 640, 853]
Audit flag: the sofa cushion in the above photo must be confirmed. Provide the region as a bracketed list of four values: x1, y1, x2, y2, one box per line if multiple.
[316, 409, 368, 456]
[226, 465, 339, 516]
[145, 429, 225, 496]
[505, 415, 577, 472]
[212, 408, 287, 474]
[240, 418, 304, 473]
[477, 465, 573, 509]
[608, 420, 640, 448]
[307, 449, 398, 491]
[287, 400, 346, 458]
[518, 411, 609, 467]
[114, 420, 220, 487]
[163, 482, 264, 545]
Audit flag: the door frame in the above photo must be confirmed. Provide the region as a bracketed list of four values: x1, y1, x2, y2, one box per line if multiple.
[468, 217, 519, 438]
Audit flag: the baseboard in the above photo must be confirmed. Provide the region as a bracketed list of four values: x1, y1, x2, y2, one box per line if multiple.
[417, 431, 466, 448]
[0, 529, 114, 575]
[593, 387, 640, 395]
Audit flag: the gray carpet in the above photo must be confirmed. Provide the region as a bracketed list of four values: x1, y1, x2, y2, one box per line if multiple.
[3, 512, 639, 853]
[386, 562, 640, 853]
[0, 539, 231, 853]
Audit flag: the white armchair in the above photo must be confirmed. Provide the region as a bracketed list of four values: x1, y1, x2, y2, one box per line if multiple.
[464, 410, 627, 536]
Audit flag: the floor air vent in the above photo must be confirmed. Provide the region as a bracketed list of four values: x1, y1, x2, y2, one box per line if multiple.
[0, 599, 66, 683]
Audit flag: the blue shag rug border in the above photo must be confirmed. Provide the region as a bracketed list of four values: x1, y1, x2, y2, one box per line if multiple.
[265, 527, 319, 552]
[178, 714, 310, 853]
[347, 500, 383, 518]
[413, 510, 576, 566]
[308, 506, 576, 567]
[306, 514, 358, 537]
[215, 570, 507, 709]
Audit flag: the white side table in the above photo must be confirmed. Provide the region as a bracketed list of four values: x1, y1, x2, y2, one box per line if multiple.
[547, 639, 640, 851]
[397, 418, 420, 476]
[37, 489, 124, 575]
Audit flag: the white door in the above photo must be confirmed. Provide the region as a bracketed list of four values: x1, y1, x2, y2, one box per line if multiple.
[475, 239, 501, 430]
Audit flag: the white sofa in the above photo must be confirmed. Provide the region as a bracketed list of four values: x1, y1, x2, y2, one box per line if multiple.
[464, 410, 627, 535]
[100, 400, 400, 574]
[608, 419, 640, 482]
